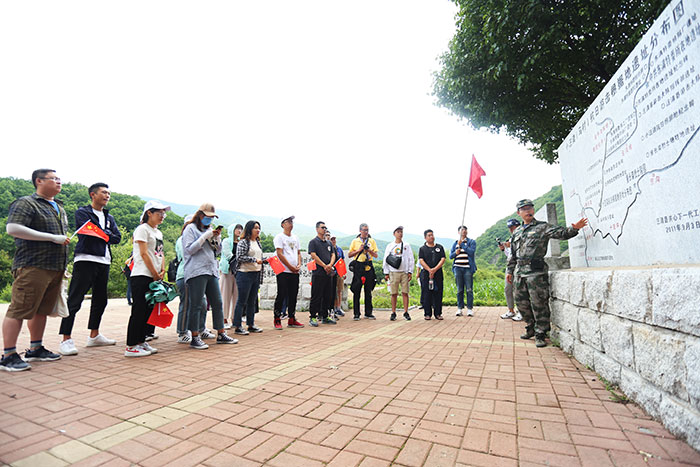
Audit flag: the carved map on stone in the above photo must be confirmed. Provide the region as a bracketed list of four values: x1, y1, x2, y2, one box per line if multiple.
[559, 0, 700, 267]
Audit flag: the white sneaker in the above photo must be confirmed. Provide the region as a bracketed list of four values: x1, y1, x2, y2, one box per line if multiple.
[141, 342, 157, 354]
[456, 309, 463, 316]
[86, 334, 116, 347]
[177, 331, 192, 344]
[200, 330, 216, 339]
[512, 312, 523, 321]
[59, 339, 78, 356]
[500, 311, 515, 319]
[466, 309, 474, 317]
[145, 333, 158, 341]
[124, 345, 150, 357]
[223, 323, 232, 330]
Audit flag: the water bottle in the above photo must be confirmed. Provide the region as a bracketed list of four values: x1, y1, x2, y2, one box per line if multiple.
[429, 279, 434, 290]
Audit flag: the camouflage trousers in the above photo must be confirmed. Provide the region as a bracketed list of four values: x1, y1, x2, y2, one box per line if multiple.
[513, 272, 551, 336]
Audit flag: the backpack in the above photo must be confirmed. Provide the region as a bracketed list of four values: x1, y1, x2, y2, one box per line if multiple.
[167, 257, 181, 282]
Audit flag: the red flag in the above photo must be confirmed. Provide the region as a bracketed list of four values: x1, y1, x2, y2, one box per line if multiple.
[267, 255, 285, 275]
[306, 261, 317, 271]
[334, 258, 347, 276]
[468, 155, 486, 198]
[147, 302, 174, 328]
[76, 221, 109, 242]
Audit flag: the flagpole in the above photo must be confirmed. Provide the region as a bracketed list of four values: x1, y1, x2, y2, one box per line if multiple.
[461, 156, 473, 229]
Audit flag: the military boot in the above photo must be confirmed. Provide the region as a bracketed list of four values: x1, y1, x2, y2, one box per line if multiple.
[535, 334, 547, 348]
[520, 328, 535, 340]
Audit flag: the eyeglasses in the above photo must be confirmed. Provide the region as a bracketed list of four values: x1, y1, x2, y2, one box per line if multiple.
[320, 226, 327, 230]
[360, 228, 369, 232]
[41, 177, 61, 182]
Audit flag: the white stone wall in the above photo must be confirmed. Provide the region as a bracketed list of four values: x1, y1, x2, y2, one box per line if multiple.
[550, 266, 700, 451]
[258, 252, 350, 312]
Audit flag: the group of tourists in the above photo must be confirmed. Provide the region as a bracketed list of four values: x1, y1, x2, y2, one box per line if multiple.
[1, 168, 587, 371]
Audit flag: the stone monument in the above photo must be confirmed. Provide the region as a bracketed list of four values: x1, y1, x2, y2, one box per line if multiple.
[555, 0, 700, 451]
[258, 252, 349, 312]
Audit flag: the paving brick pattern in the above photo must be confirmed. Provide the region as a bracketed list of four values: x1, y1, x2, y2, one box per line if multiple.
[1, 300, 699, 466]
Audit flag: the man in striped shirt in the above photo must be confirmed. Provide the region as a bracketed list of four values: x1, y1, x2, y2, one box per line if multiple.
[450, 226, 477, 316]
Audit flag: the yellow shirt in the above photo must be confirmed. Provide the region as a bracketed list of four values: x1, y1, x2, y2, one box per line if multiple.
[349, 237, 378, 262]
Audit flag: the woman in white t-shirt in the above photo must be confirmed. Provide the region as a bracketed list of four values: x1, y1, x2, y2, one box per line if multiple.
[125, 201, 170, 357]
[233, 220, 265, 335]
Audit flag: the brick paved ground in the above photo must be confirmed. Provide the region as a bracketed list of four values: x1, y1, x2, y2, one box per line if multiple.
[1, 300, 699, 467]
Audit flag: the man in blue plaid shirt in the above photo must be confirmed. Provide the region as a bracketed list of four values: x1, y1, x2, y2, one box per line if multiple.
[1, 169, 70, 372]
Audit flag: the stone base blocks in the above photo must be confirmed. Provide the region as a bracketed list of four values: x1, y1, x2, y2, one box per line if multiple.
[550, 265, 700, 451]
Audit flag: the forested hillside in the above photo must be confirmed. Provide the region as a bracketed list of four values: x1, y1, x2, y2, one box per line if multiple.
[474, 185, 566, 270]
[0, 177, 276, 301]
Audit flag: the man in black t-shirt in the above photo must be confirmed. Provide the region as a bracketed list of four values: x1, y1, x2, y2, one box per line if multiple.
[308, 221, 336, 326]
[418, 229, 446, 320]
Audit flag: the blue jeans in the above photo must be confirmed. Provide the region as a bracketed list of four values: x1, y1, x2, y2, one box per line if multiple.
[187, 275, 224, 333]
[176, 278, 189, 335]
[454, 267, 473, 309]
[234, 271, 259, 328]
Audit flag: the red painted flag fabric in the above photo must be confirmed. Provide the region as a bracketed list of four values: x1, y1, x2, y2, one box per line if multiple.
[468, 155, 486, 198]
[334, 258, 347, 276]
[307, 261, 317, 271]
[267, 255, 285, 275]
[76, 221, 109, 242]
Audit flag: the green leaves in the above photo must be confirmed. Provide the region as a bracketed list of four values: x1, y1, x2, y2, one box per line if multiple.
[433, 0, 666, 163]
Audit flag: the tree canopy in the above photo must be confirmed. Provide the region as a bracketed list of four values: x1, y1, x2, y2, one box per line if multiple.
[433, 0, 667, 163]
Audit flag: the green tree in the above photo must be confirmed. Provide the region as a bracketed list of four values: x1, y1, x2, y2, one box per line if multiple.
[433, 0, 667, 163]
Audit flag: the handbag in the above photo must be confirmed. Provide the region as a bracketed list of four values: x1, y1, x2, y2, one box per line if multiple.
[385, 242, 403, 269]
[49, 272, 70, 318]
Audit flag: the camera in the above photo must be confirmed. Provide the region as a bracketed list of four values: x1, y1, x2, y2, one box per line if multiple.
[496, 237, 502, 247]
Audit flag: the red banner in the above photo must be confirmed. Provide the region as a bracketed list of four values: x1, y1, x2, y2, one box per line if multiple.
[334, 258, 347, 276]
[76, 221, 109, 242]
[468, 154, 486, 198]
[147, 302, 174, 328]
[267, 255, 285, 275]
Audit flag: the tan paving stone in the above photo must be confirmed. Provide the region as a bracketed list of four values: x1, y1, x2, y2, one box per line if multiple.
[2, 304, 698, 467]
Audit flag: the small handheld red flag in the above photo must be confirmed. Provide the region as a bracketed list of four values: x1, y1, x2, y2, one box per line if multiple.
[147, 302, 174, 328]
[334, 258, 347, 276]
[468, 155, 486, 198]
[75, 221, 109, 242]
[267, 255, 285, 275]
[307, 261, 317, 271]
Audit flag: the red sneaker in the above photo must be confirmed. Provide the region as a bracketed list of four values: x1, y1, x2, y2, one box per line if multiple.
[288, 318, 304, 328]
[274, 318, 282, 330]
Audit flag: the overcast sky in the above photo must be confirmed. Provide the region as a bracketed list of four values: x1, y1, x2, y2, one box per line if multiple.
[0, 0, 562, 239]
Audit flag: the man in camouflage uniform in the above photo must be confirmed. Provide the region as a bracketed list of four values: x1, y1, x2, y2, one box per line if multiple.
[506, 199, 588, 348]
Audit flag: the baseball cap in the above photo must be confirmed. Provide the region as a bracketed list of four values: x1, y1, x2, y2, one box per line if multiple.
[516, 199, 534, 210]
[142, 200, 171, 217]
[506, 218, 521, 228]
[393, 226, 404, 233]
[198, 203, 218, 217]
[281, 215, 295, 226]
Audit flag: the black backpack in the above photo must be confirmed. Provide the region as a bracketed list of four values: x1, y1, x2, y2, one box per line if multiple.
[167, 257, 181, 282]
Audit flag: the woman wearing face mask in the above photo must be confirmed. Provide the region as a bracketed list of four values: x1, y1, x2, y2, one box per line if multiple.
[182, 203, 238, 349]
[219, 223, 243, 328]
[125, 201, 170, 357]
[233, 220, 265, 335]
